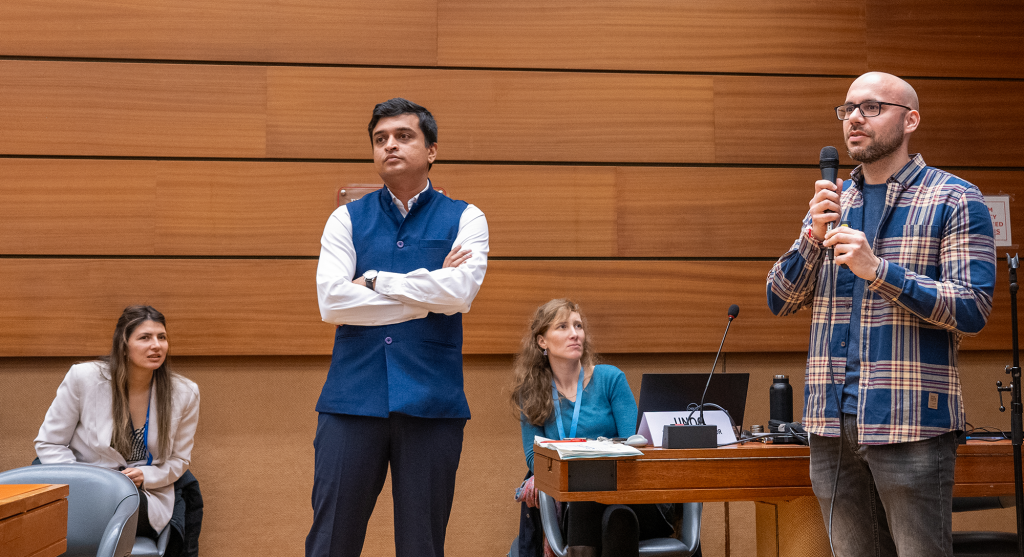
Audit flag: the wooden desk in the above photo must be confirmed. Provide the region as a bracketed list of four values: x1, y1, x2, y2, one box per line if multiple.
[533, 441, 1017, 556]
[0, 484, 69, 557]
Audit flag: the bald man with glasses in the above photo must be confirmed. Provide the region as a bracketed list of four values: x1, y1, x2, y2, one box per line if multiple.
[767, 72, 996, 556]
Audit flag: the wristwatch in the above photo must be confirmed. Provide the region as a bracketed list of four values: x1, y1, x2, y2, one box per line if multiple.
[363, 270, 378, 291]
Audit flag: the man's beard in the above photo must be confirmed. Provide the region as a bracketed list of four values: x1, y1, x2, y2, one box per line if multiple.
[847, 124, 904, 164]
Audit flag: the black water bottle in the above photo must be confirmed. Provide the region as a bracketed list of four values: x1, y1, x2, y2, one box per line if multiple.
[770, 375, 793, 423]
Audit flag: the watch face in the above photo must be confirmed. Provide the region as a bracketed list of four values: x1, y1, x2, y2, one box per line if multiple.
[364, 270, 378, 280]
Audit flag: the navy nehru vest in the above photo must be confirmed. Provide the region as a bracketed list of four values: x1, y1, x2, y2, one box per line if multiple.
[316, 184, 472, 419]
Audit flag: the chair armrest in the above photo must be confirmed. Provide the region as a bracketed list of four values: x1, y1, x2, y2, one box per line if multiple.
[96, 494, 139, 557]
[675, 502, 703, 555]
[538, 492, 567, 557]
[156, 524, 171, 554]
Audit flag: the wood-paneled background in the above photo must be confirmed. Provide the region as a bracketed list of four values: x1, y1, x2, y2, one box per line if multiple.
[1, 1, 1021, 555]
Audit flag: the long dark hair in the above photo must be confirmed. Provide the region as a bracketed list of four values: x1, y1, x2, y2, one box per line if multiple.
[509, 299, 598, 427]
[103, 305, 174, 461]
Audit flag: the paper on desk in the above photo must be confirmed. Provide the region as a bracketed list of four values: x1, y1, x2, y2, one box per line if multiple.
[534, 436, 644, 460]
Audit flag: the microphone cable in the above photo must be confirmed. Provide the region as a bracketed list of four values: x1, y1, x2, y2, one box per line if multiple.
[684, 402, 737, 431]
[823, 232, 845, 557]
[682, 403, 812, 447]
[718, 429, 809, 447]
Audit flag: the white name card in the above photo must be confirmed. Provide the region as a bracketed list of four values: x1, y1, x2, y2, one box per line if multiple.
[985, 195, 1013, 247]
[637, 410, 738, 447]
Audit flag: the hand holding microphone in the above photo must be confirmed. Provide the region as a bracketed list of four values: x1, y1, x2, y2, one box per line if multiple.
[816, 146, 881, 279]
[809, 146, 842, 245]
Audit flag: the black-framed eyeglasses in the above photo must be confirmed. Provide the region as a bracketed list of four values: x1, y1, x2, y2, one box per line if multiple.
[835, 101, 912, 120]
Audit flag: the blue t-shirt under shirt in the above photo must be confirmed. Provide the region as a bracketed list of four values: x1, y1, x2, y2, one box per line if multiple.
[842, 182, 888, 414]
[520, 364, 637, 472]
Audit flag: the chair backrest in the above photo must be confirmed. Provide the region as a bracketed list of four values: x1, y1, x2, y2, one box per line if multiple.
[672, 502, 703, 556]
[537, 492, 703, 557]
[0, 463, 139, 557]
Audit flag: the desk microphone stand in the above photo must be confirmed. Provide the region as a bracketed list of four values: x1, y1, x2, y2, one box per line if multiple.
[996, 253, 1023, 557]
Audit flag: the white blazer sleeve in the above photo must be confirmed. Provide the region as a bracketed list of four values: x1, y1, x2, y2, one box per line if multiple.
[139, 379, 200, 490]
[35, 366, 83, 464]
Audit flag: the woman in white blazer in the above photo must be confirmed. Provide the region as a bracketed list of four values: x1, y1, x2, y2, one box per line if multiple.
[35, 305, 200, 550]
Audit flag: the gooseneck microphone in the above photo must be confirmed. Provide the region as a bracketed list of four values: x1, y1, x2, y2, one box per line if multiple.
[819, 146, 840, 261]
[697, 304, 739, 426]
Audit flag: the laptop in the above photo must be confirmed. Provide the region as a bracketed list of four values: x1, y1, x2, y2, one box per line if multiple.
[636, 373, 750, 431]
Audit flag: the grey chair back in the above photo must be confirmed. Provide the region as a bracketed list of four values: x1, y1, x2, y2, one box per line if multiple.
[537, 492, 702, 557]
[0, 463, 139, 557]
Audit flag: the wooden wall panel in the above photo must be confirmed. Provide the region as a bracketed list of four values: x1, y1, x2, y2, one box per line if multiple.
[0, 0, 437, 66]
[866, 0, 1024, 79]
[468, 261, 813, 354]
[713, 76, 1024, 167]
[265, 67, 716, 163]
[437, 0, 867, 75]
[157, 162, 623, 257]
[0, 259, 807, 356]
[0, 259, 327, 357]
[909, 80, 1024, 168]
[434, 165, 620, 257]
[0, 159, 618, 258]
[3, 158, 1021, 259]
[615, 167, 810, 258]
[0, 159, 160, 255]
[2, 1, 1020, 80]
[154, 163, 346, 256]
[0, 61, 267, 158]
[0, 259, 1016, 357]
[4, 62, 1022, 165]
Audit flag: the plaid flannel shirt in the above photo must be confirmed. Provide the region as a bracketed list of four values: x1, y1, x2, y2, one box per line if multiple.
[767, 154, 996, 444]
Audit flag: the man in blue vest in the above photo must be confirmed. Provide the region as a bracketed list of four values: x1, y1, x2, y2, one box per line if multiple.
[308, 98, 489, 557]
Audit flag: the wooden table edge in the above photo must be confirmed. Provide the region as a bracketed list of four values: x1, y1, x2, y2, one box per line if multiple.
[0, 484, 70, 521]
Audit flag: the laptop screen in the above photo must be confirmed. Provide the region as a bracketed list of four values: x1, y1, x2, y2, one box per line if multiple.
[636, 373, 750, 431]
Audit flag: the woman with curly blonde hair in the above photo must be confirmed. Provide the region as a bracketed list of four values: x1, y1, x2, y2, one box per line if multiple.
[510, 299, 672, 557]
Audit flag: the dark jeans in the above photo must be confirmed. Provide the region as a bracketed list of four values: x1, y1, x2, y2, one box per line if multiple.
[809, 413, 958, 557]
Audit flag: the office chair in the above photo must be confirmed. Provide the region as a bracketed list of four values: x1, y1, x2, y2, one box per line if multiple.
[538, 492, 702, 557]
[952, 495, 1019, 557]
[132, 525, 172, 556]
[0, 463, 139, 557]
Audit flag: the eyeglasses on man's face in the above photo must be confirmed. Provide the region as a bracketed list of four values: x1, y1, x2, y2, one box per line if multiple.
[835, 101, 912, 121]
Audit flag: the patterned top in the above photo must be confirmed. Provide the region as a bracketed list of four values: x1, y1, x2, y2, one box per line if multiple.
[121, 422, 148, 463]
[767, 154, 996, 444]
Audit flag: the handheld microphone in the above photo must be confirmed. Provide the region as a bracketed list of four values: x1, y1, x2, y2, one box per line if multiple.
[819, 146, 840, 261]
[698, 304, 739, 426]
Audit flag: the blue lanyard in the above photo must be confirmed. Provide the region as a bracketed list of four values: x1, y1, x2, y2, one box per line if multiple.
[551, 366, 585, 440]
[142, 398, 153, 466]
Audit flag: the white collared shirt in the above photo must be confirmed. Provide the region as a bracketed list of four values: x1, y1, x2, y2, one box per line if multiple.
[316, 182, 489, 326]
[388, 183, 429, 217]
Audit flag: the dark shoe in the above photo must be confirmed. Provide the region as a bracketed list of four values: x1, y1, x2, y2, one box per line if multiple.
[601, 505, 639, 557]
[567, 546, 598, 557]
